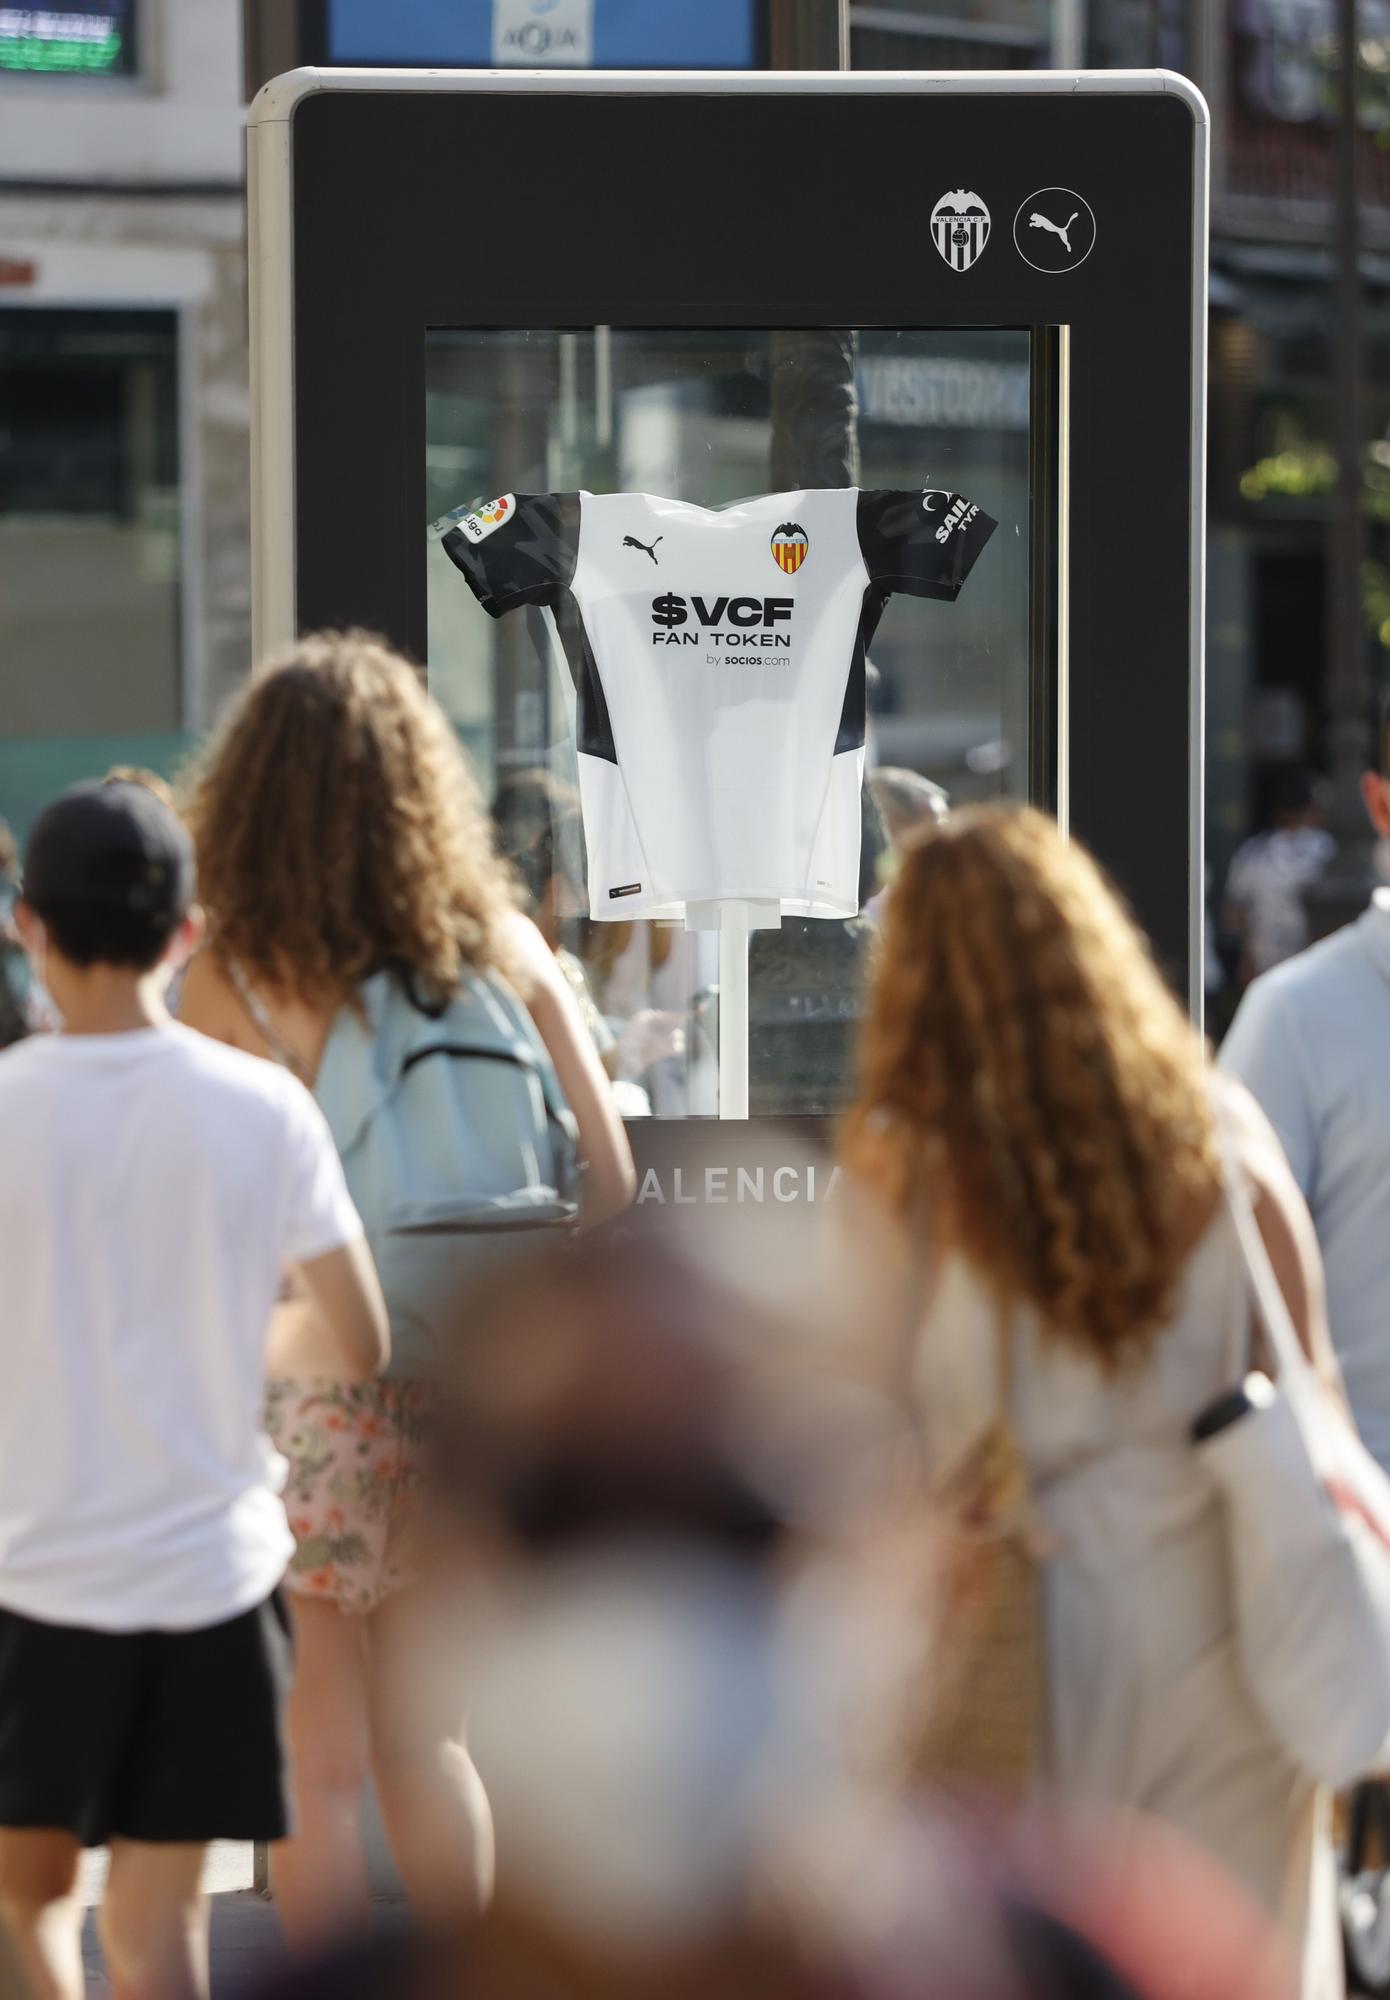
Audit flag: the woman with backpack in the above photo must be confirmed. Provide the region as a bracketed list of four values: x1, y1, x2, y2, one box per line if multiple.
[840, 806, 1345, 2000]
[179, 630, 636, 1947]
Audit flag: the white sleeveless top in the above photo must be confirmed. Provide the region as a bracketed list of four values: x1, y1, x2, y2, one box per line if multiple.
[914, 1075, 1340, 2000]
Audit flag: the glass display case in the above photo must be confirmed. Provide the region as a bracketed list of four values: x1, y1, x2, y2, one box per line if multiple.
[425, 325, 1035, 1118]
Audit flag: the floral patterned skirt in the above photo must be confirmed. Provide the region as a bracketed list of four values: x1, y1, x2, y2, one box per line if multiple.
[266, 1376, 437, 1615]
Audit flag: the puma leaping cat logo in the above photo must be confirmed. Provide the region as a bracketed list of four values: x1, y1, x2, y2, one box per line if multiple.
[1030, 209, 1080, 255]
[623, 534, 663, 565]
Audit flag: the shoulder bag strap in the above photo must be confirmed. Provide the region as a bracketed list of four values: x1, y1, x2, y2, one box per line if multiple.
[225, 957, 313, 1084]
[1217, 1132, 1317, 1420]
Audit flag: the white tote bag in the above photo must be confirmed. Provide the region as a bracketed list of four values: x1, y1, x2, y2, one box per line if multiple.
[1195, 1155, 1390, 1790]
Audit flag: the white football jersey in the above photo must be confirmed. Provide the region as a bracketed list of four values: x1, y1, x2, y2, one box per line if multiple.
[435, 487, 995, 922]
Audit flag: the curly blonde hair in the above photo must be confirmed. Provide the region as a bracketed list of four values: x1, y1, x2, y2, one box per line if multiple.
[183, 630, 516, 1005]
[841, 805, 1220, 1365]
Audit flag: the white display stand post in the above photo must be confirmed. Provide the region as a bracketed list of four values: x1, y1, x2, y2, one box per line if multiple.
[687, 898, 780, 1121]
[718, 903, 751, 1120]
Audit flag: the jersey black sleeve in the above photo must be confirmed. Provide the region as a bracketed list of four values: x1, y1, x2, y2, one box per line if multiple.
[432, 492, 580, 616]
[856, 488, 997, 601]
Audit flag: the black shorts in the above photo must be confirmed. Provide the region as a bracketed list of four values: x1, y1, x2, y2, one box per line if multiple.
[0, 1592, 294, 1847]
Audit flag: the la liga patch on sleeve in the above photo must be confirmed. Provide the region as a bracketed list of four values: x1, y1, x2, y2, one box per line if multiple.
[460, 494, 516, 543]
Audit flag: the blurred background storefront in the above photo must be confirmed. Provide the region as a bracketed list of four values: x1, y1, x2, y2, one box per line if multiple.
[0, 0, 1382, 950]
[0, 0, 246, 833]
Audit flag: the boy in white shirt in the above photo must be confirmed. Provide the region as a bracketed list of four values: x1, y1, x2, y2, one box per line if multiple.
[0, 781, 388, 2000]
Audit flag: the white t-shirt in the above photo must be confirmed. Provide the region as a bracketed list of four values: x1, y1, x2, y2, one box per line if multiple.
[435, 486, 995, 922]
[1224, 826, 1336, 976]
[0, 1023, 363, 1632]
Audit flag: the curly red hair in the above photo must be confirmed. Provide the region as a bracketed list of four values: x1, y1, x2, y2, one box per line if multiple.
[841, 805, 1220, 1364]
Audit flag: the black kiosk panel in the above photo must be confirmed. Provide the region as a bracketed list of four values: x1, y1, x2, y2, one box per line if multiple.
[249, 69, 1207, 1145]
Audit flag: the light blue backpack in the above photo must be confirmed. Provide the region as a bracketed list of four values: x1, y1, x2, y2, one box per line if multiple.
[314, 968, 581, 1377]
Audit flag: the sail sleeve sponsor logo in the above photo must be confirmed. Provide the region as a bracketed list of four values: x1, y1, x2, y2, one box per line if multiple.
[933, 496, 980, 545]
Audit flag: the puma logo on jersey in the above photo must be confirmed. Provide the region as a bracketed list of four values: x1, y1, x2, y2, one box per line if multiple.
[1030, 210, 1079, 254]
[623, 534, 664, 565]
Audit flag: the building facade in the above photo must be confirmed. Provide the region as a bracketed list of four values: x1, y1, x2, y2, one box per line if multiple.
[0, 0, 246, 839]
[0, 0, 1374, 882]
[852, 1, 1388, 895]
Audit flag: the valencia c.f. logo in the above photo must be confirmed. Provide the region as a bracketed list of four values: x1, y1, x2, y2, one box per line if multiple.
[931, 189, 991, 272]
[771, 522, 809, 575]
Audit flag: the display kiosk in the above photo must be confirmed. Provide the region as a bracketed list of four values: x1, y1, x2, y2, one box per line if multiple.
[247, 66, 1209, 1186]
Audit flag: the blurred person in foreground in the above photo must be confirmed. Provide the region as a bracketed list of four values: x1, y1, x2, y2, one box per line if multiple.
[1222, 767, 1333, 987]
[0, 782, 386, 2000]
[841, 804, 1343, 2000]
[246, 1224, 1277, 2000]
[1221, 702, 1390, 1478]
[177, 632, 635, 1948]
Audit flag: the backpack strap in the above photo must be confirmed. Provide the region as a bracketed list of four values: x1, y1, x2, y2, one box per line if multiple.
[398, 1035, 578, 1154]
[462, 972, 582, 1140]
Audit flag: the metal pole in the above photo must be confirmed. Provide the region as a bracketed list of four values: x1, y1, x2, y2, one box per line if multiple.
[242, 0, 303, 103]
[1307, 0, 1376, 936]
[768, 0, 849, 69]
[715, 0, 850, 1124]
[1051, 0, 1085, 70]
[1330, 0, 1369, 800]
[1183, 0, 1202, 79]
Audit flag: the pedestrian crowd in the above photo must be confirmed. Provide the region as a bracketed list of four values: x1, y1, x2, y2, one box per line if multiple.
[3, 628, 1390, 2000]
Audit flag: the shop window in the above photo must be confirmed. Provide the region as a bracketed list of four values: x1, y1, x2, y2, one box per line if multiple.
[850, 0, 1050, 69]
[0, 308, 183, 834]
[1086, 0, 1186, 68]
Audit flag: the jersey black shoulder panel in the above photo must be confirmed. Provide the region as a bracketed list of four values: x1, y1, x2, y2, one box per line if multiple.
[856, 488, 996, 602]
[436, 491, 580, 616]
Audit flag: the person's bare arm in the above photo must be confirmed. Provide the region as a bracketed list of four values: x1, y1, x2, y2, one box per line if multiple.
[269, 1236, 389, 1380]
[503, 911, 637, 1229]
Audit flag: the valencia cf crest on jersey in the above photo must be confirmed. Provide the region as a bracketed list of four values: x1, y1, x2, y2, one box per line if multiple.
[931, 190, 991, 272]
[771, 522, 809, 575]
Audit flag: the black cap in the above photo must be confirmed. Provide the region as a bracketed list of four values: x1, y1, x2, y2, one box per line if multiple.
[24, 781, 194, 922]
